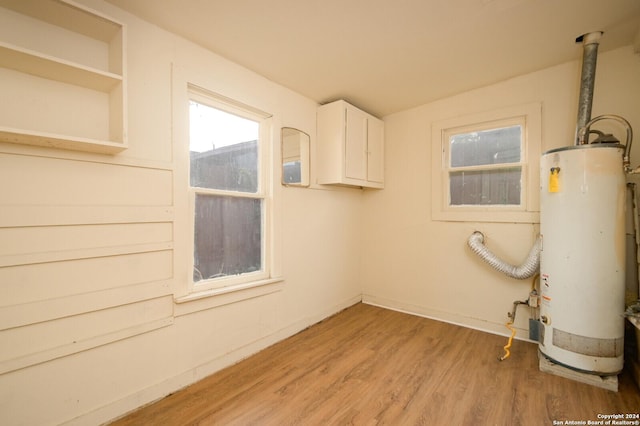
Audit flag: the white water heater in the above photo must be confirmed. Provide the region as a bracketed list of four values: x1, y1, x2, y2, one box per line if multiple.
[539, 144, 626, 374]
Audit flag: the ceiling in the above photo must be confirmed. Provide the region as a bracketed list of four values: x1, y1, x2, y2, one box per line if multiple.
[106, 0, 640, 117]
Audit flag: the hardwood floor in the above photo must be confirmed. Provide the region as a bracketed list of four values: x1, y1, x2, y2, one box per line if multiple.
[110, 303, 640, 425]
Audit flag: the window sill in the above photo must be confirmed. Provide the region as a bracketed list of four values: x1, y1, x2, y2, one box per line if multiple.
[432, 209, 539, 223]
[173, 277, 284, 317]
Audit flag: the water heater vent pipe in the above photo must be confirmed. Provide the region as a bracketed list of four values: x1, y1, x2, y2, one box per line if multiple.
[575, 31, 603, 145]
[467, 231, 540, 280]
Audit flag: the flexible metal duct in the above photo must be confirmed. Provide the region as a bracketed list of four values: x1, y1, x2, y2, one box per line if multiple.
[467, 231, 540, 279]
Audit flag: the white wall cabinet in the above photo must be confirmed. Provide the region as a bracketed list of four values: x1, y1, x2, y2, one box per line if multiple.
[317, 100, 384, 189]
[0, 0, 126, 154]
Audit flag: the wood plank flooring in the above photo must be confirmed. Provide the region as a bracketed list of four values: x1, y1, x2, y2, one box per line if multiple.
[110, 303, 640, 425]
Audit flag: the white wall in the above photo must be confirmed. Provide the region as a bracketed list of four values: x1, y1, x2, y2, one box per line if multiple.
[362, 45, 640, 336]
[0, 1, 363, 425]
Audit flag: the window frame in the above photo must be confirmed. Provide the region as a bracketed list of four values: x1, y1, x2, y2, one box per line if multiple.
[171, 63, 284, 308]
[187, 86, 272, 292]
[431, 103, 541, 223]
[445, 117, 526, 208]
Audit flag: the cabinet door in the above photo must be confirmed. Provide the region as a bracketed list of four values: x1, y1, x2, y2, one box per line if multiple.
[367, 118, 384, 184]
[344, 107, 368, 181]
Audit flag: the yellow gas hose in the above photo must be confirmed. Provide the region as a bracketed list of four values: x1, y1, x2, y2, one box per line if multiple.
[498, 277, 539, 362]
[499, 321, 516, 361]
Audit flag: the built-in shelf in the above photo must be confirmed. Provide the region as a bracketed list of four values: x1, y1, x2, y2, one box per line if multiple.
[0, 42, 122, 92]
[0, 126, 127, 154]
[0, 0, 127, 154]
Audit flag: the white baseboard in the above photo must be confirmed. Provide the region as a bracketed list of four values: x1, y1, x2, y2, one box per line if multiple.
[65, 295, 362, 426]
[362, 294, 534, 342]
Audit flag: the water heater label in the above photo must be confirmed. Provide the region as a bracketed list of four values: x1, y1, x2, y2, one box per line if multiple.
[548, 167, 561, 193]
[541, 273, 551, 306]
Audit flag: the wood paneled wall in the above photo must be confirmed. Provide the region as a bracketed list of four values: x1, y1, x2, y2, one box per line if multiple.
[0, 150, 174, 374]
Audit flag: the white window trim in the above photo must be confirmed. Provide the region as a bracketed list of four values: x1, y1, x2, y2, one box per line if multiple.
[171, 64, 283, 303]
[431, 102, 541, 223]
[188, 87, 271, 292]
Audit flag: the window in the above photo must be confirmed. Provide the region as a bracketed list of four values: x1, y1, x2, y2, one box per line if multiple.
[188, 88, 271, 289]
[431, 103, 541, 223]
[447, 121, 523, 206]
